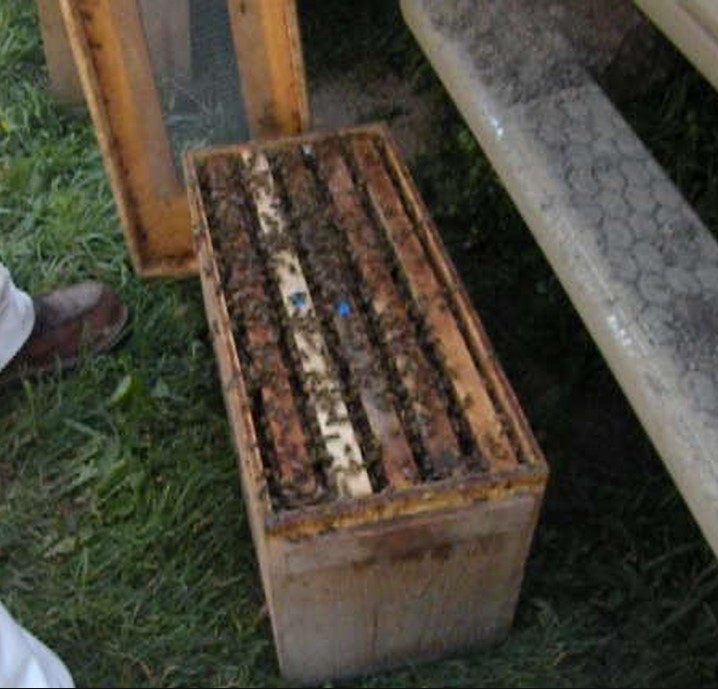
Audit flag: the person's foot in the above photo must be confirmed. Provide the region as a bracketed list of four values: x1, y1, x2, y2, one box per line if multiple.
[0, 281, 128, 386]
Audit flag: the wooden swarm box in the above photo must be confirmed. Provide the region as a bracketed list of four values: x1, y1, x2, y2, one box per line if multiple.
[183, 124, 548, 685]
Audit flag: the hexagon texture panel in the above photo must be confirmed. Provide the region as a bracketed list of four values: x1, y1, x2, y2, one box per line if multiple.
[403, 0, 718, 556]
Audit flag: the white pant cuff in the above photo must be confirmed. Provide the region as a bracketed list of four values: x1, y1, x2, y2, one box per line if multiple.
[0, 268, 35, 372]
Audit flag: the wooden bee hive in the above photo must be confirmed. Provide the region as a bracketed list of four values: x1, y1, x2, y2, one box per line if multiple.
[183, 124, 548, 685]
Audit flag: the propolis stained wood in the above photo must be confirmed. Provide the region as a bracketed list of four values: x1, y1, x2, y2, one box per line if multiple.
[183, 124, 548, 685]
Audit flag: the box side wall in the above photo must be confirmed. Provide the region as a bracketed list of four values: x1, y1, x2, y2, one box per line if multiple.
[269, 489, 544, 685]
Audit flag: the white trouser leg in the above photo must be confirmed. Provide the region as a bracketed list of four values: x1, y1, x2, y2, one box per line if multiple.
[0, 263, 35, 373]
[0, 603, 75, 688]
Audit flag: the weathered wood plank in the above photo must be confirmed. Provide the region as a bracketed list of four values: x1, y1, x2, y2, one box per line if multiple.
[380, 129, 542, 466]
[227, 0, 309, 138]
[271, 492, 542, 684]
[38, 0, 192, 105]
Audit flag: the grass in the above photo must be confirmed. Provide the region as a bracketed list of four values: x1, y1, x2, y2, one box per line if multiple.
[2, 0, 718, 686]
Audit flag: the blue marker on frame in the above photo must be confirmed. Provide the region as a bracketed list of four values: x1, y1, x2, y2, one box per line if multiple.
[336, 300, 351, 318]
[290, 291, 307, 310]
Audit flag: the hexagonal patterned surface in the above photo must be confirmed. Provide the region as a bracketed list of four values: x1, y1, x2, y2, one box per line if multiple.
[403, 0, 718, 555]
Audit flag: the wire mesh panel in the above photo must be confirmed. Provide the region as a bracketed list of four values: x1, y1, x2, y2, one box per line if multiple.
[138, 0, 249, 172]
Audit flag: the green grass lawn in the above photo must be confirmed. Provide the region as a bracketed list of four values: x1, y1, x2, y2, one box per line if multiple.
[2, 1, 718, 686]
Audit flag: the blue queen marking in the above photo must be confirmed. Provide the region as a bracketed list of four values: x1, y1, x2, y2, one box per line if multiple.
[289, 291, 307, 310]
[336, 300, 351, 318]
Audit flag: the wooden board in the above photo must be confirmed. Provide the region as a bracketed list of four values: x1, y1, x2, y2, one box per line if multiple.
[203, 156, 321, 506]
[227, 0, 310, 139]
[59, 0, 195, 277]
[315, 143, 464, 480]
[241, 150, 373, 499]
[37, 0, 192, 106]
[280, 149, 420, 491]
[183, 124, 548, 685]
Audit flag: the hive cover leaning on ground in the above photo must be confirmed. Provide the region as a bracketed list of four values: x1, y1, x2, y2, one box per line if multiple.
[183, 124, 548, 684]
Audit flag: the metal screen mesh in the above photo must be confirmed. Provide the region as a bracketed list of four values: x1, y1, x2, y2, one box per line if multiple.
[138, 0, 249, 170]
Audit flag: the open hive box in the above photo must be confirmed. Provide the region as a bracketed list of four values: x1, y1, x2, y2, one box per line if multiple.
[183, 124, 549, 685]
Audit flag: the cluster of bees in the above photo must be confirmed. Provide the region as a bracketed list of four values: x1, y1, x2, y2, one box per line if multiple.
[198, 138, 497, 510]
